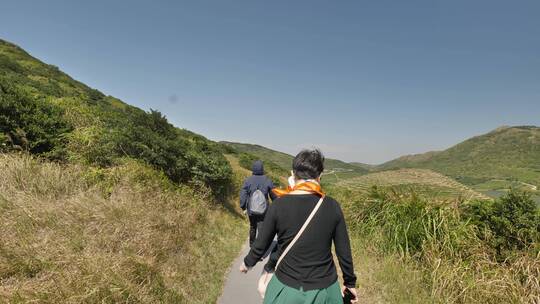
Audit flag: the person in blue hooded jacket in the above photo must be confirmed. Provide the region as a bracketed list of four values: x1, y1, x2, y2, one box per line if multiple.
[240, 160, 277, 247]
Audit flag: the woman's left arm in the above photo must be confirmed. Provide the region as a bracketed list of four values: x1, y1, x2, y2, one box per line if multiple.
[333, 202, 357, 288]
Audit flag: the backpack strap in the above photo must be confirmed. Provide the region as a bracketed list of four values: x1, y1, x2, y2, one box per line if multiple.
[275, 195, 325, 269]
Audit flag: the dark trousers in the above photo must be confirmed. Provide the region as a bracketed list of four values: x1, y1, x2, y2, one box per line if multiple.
[248, 214, 265, 247]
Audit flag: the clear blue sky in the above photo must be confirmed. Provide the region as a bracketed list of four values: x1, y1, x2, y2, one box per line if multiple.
[2, 1, 539, 164]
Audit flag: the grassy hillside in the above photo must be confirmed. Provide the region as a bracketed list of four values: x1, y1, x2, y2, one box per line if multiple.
[0, 38, 249, 303]
[0, 38, 231, 196]
[220, 141, 369, 183]
[337, 168, 490, 200]
[378, 126, 540, 196]
[0, 153, 247, 303]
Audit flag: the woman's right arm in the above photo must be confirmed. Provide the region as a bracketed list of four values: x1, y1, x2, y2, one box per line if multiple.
[243, 203, 277, 267]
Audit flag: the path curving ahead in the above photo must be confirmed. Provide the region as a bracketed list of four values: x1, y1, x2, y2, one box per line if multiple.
[218, 240, 274, 304]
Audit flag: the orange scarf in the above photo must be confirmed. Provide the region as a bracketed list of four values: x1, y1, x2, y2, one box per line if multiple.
[272, 181, 325, 197]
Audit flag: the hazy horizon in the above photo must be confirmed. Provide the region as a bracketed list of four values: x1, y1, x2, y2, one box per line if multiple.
[2, 1, 539, 163]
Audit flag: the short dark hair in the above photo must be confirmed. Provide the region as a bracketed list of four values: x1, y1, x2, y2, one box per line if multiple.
[292, 149, 325, 180]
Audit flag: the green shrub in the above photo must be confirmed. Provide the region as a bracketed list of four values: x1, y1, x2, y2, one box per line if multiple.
[62, 107, 234, 196]
[185, 142, 234, 197]
[0, 79, 72, 160]
[463, 189, 540, 258]
[0, 54, 24, 73]
[66, 126, 120, 166]
[108, 109, 232, 195]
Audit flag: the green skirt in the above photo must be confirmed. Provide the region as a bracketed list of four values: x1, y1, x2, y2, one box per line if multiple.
[264, 275, 342, 304]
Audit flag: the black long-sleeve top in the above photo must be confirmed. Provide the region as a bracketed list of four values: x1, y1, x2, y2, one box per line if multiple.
[244, 193, 357, 291]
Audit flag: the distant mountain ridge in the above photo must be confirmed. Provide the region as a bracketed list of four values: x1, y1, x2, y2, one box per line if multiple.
[220, 141, 370, 183]
[378, 126, 540, 190]
[221, 141, 370, 173]
[223, 126, 540, 197]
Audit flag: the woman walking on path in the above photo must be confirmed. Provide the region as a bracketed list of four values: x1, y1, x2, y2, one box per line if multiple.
[239, 149, 358, 304]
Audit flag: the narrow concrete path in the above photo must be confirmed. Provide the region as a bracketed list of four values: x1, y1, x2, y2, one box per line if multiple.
[218, 240, 274, 304]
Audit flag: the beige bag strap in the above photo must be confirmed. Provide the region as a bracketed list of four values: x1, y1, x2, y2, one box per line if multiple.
[275, 195, 325, 269]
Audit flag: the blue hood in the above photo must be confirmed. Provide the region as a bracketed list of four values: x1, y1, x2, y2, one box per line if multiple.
[252, 160, 264, 175]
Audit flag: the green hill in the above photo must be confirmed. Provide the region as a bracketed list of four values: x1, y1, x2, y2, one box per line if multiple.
[378, 126, 540, 197]
[349, 162, 376, 171]
[220, 142, 293, 172]
[220, 141, 369, 183]
[0, 38, 232, 195]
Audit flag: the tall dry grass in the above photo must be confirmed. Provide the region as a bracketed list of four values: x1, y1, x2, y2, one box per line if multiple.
[331, 186, 540, 304]
[0, 153, 247, 303]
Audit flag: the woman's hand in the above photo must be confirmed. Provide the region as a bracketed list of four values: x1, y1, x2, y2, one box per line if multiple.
[239, 262, 250, 273]
[342, 287, 359, 303]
